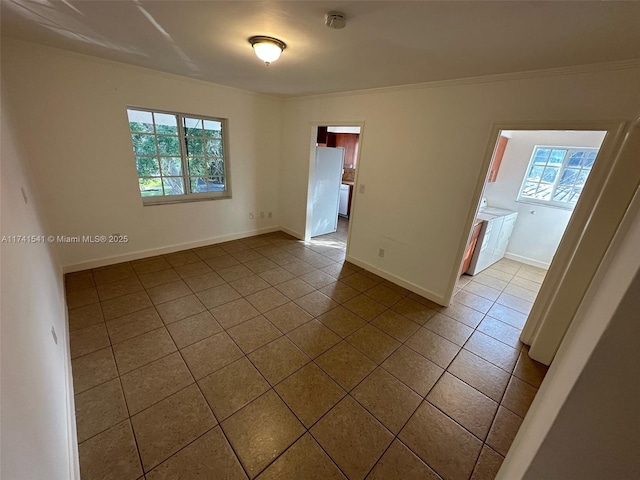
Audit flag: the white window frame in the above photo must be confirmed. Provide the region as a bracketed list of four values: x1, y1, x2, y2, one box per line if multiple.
[126, 107, 231, 205]
[517, 145, 599, 210]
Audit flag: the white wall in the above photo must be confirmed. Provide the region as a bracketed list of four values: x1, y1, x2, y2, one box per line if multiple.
[281, 67, 640, 304]
[1, 40, 283, 271]
[484, 130, 606, 267]
[1, 89, 77, 478]
[498, 186, 640, 479]
[525, 271, 640, 479]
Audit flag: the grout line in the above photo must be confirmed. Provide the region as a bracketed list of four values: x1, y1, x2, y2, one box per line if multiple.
[69, 230, 542, 479]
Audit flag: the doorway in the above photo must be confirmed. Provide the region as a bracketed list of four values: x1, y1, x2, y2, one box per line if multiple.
[451, 121, 629, 367]
[305, 124, 363, 258]
[457, 129, 608, 348]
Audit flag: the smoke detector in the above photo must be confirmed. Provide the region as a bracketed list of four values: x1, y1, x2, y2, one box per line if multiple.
[325, 12, 347, 29]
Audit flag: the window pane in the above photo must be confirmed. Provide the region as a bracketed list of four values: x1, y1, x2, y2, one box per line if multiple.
[559, 168, 578, 186]
[208, 158, 225, 176]
[534, 183, 553, 200]
[161, 157, 182, 176]
[533, 148, 550, 164]
[136, 157, 160, 177]
[527, 165, 544, 181]
[163, 177, 184, 195]
[541, 166, 558, 183]
[188, 157, 207, 176]
[128, 110, 154, 133]
[553, 185, 577, 203]
[190, 177, 208, 193]
[521, 181, 538, 198]
[583, 151, 597, 168]
[548, 150, 566, 165]
[139, 178, 163, 196]
[157, 135, 180, 155]
[131, 134, 157, 155]
[186, 138, 204, 156]
[568, 151, 583, 167]
[576, 170, 590, 187]
[184, 118, 203, 136]
[208, 177, 225, 192]
[206, 139, 223, 157]
[204, 120, 222, 138]
[153, 113, 178, 135]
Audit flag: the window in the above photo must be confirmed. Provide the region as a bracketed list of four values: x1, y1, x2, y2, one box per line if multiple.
[126, 108, 230, 204]
[518, 146, 598, 209]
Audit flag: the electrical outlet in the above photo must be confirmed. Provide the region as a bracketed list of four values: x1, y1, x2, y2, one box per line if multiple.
[260, 211, 264, 218]
[378, 248, 385, 258]
[249, 212, 254, 220]
[268, 212, 272, 218]
[359, 184, 366, 194]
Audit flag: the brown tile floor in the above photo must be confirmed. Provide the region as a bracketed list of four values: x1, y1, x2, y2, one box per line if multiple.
[67, 218, 549, 480]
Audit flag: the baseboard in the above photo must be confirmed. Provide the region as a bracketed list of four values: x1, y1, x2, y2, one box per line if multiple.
[64, 309, 80, 479]
[345, 255, 446, 306]
[279, 226, 304, 240]
[504, 252, 551, 270]
[59, 265, 80, 479]
[63, 226, 281, 273]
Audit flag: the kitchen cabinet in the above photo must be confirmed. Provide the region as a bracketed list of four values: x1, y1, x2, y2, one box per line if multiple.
[496, 213, 517, 258]
[467, 209, 518, 275]
[317, 126, 328, 146]
[487, 136, 509, 183]
[327, 133, 359, 167]
[339, 183, 354, 217]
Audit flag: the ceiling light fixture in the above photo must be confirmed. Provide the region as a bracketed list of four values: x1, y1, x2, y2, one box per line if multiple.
[249, 36, 286, 65]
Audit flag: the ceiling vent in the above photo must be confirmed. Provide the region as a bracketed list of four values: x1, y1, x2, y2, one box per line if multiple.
[325, 12, 347, 29]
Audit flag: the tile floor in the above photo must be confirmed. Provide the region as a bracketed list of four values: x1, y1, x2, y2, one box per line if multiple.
[66, 218, 549, 480]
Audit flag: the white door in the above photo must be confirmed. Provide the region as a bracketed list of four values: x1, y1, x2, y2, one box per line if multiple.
[312, 147, 344, 237]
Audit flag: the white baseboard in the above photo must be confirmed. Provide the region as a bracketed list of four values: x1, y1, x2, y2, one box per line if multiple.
[63, 226, 281, 273]
[279, 226, 304, 240]
[504, 252, 551, 270]
[345, 255, 446, 306]
[64, 308, 80, 479]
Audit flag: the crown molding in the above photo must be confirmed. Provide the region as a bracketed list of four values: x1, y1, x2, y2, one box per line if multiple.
[285, 58, 640, 102]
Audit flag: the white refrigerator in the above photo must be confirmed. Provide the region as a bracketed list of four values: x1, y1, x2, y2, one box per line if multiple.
[311, 147, 345, 237]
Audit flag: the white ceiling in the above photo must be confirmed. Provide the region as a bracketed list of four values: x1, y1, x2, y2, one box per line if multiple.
[2, 1, 640, 97]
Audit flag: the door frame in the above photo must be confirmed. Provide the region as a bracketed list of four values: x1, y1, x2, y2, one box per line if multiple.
[448, 120, 627, 364]
[498, 180, 640, 478]
[305, 122, 365, 258]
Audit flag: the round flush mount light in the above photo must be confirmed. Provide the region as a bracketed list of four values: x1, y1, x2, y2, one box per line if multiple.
[249, 36, 286, 65]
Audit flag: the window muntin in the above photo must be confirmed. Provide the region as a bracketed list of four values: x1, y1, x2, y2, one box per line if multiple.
[127, 108, 230, 204]
[518, 146, 598, 209]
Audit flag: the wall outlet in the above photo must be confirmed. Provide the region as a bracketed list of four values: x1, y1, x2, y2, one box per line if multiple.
[378, 248, 385, 258]
[260, 211, 264, 218]
[249, 212, 254, 220]
[268, 212, 272, 218]
[359, 184, 366, 194]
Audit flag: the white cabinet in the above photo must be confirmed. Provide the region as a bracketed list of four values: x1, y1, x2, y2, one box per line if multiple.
[496, 213, 517, 258]
[467, 210, 518, 275]
[339, 184, 350, 216]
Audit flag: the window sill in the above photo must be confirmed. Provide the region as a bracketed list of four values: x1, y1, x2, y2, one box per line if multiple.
[142, 193, 232, 206]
